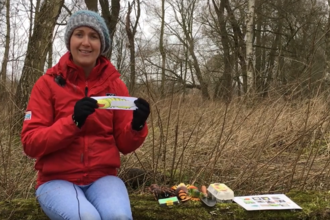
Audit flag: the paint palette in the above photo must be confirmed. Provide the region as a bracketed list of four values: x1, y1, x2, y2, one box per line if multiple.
[207, 183, 234, 202]
[158, 197, 180, 206]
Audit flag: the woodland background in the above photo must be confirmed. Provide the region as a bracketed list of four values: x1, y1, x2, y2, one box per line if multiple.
[1, 0, 330, 203]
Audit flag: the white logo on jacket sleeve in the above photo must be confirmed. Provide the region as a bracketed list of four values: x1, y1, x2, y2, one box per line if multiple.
[24, 111, 32, 120]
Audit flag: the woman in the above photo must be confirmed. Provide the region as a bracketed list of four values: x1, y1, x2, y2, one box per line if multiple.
[21, 10, 150, 220]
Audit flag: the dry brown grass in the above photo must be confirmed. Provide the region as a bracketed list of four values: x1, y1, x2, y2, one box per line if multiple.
[0, 92, 36, 201]
[2, 90, 330, 201]
[121, 92, 330, 195]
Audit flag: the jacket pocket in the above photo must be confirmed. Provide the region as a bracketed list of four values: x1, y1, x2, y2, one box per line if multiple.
[88, 136, 120, 169]
[39, 149, 82, 175]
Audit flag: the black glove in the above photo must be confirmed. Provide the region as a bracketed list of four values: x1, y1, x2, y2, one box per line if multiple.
[72, 97, 98, 128]
[132, 98, 150, 131]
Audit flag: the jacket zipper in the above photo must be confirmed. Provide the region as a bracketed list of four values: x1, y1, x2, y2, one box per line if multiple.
[83, 81, 89, 182]
[85, 81, 88, 97]
[81, 81, 88, 165]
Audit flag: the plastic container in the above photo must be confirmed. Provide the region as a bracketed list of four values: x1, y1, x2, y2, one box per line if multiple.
[207, 183, 234, 202]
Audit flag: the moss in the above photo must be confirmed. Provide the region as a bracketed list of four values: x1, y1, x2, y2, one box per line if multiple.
[0, 198, 47, 220]
[1, 191, 330, 220]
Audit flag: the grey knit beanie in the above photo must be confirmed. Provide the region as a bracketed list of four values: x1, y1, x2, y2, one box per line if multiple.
[65, 10, 110, 54]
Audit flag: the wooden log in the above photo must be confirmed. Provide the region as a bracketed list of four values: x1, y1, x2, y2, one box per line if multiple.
[0, 191, 329, 220]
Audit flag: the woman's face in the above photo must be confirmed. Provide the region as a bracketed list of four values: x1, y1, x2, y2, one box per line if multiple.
[70, 26, 101, 70]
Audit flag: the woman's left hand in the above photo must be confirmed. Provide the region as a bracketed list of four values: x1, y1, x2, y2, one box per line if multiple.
[132, 98, 150, 131]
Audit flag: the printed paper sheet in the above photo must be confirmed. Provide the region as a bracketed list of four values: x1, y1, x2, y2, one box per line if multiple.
[233, 194, 302, 211]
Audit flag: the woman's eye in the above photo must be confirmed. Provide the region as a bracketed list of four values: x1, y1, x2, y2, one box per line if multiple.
[75, 33, 83, 37]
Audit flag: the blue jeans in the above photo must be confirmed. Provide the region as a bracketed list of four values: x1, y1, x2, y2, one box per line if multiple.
[36, 176, 133, 220]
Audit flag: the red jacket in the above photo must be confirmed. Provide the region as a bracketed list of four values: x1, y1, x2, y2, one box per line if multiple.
[21, 52, 148, 188]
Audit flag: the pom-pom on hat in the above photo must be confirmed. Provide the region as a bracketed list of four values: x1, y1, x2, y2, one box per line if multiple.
[64, 10, 110, 54]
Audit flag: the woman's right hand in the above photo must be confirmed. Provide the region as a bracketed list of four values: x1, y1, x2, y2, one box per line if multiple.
[72, 97, 98, 128]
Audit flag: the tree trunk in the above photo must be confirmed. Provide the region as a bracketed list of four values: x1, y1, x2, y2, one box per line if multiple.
[33, 0, 41, 36]
[100, 0, 121, 59]
[266, 0, 283, 96]
[326, 0, 330, 81]
[211, 0, 232, 102]
[84, 0, 98, 11]
[254, 0, 263, 93]
[246, 0, 255, 92]
[224, 0, 247, 93]
[125, 1, 140, 95]
[47, 40, 53, 70]
[0, 0, 10, 100]
[159, 0, 166, 98]
[14, 0, 64, 132]
[29, 0, 33, 39]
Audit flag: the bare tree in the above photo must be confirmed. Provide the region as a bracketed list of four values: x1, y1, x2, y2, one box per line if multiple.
[100, 0, 120, 59]
[325, 0, 330, 82]
[159, 0, 166, 97]
[263, 0, 284, 95]
[0, 0, 10, 99]
[29, 0, 41, 39]
[125, 0, 140, 95]
[14, 0, 64, 131]
[168, 0, 210, 99]
[253, 0, 327, 96]
[112, 23, 129, 76]
[246, 0, 255, 92]
[254, 0, 263, 94]
[224, 0, 247, 94]
[208, 0, 233, 101]
[83, 0, 121, 59]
